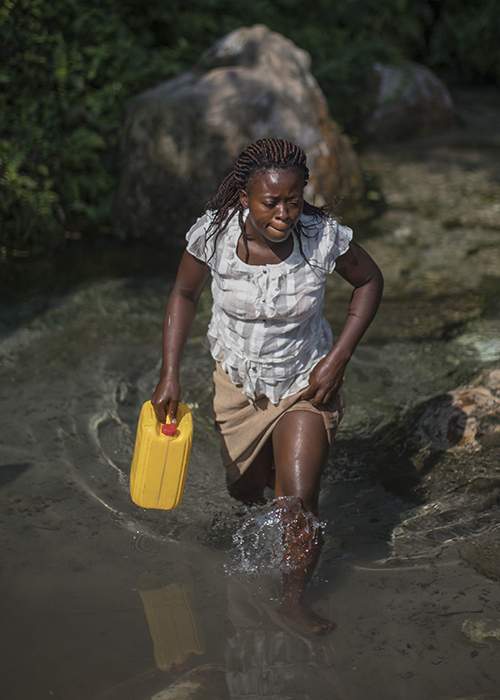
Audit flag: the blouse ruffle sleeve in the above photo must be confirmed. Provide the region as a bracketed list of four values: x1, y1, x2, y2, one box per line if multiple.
[185, 210, 216, 267]
[324, 217, 353, 273]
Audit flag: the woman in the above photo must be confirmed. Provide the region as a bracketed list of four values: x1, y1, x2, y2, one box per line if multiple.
[152, 138, 383, 634]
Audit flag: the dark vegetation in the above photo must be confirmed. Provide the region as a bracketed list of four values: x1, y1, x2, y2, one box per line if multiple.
[1, 0, 499, 256]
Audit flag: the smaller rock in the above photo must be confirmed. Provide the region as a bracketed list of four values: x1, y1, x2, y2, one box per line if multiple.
[365, 61, 455, 142]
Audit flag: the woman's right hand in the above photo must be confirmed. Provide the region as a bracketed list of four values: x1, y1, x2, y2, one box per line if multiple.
[151, 372, 181, 424]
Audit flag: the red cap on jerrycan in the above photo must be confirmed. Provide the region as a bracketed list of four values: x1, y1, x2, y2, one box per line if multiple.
[161, 422, 177, 437]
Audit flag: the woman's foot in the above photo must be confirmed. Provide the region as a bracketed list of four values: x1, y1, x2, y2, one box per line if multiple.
[276, 599, 336, 636]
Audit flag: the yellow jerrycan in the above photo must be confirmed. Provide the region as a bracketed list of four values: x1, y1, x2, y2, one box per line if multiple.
[130, 401, 193, 510]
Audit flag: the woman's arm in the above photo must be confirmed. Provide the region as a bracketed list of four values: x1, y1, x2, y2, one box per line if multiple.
[151, 251, 210, 423]
[329, 241, 384, 362]
[302, 242, 384, 407]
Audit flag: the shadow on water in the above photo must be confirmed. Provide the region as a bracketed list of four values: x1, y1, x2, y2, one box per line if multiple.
[0, 239, 182, 338]
[373, 393, 469, 496]
[0, 462, 32, 487]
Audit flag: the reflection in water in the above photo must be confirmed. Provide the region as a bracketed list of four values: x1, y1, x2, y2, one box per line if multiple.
[138, 575, 345, 700]
[139, 583, 204, 672]
[224, 578, 344, 700]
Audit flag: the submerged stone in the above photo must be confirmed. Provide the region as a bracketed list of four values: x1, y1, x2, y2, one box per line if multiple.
[462, 618, 500, 645]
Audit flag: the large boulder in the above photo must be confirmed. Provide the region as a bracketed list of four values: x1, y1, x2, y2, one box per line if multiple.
[116, 24, 364, 243]
[364, 61, 455, 142]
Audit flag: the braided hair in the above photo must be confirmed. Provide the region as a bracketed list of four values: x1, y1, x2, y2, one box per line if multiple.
[204, 137, 327, 265]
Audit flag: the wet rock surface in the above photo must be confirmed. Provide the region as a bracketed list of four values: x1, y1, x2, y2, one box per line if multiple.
[116, 24, 363, 243]
[373, 368, 500, 500]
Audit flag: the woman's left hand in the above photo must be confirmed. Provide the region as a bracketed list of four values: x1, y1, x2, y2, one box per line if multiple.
[301, 352, 348, 408]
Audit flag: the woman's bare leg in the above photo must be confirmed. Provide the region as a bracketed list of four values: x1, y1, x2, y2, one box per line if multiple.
[272, 410, 334, 634]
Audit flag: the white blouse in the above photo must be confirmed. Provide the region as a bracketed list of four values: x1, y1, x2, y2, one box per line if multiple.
[185, 209, 353, 404]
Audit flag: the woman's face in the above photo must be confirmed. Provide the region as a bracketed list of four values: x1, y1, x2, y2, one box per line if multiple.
[240, 168, 305, 244]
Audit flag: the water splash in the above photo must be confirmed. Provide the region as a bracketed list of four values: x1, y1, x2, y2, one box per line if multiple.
[225, 497, 326, 576]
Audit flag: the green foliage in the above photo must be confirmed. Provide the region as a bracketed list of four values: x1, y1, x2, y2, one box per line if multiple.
[1, 0, 185, 255]
[428, 0, 500, 84]
[1, 0, 499, 255]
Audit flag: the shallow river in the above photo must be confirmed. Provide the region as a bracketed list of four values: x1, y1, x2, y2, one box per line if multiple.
[2, 89, 500, 699]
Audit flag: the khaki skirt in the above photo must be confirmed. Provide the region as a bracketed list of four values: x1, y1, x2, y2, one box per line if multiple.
[213, 362, 344, 485]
